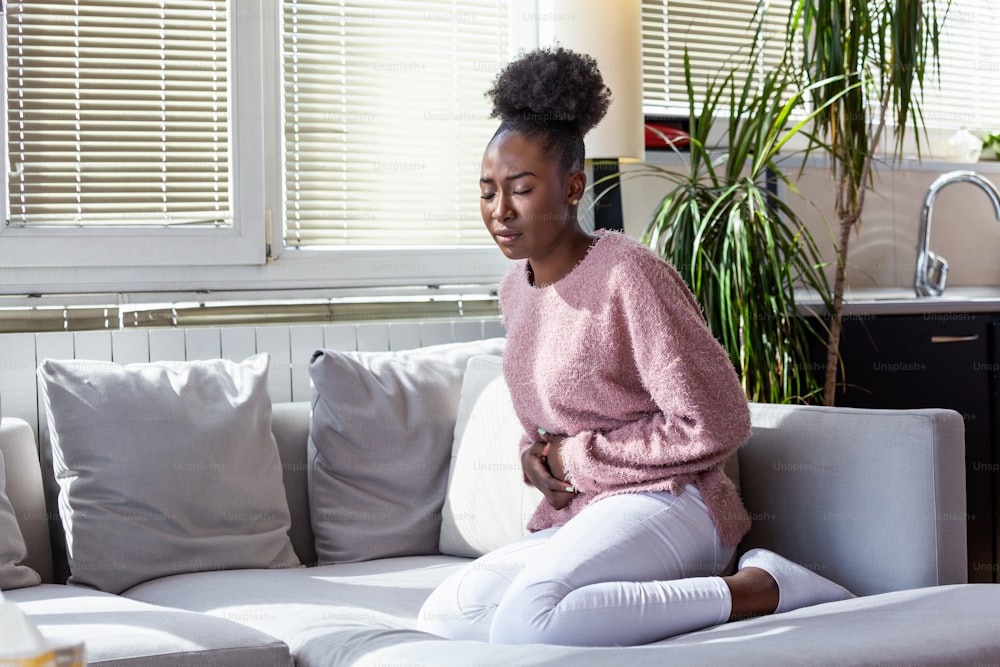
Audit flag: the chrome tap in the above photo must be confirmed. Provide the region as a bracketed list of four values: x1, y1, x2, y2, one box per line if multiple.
[915, 170, 1000, 297]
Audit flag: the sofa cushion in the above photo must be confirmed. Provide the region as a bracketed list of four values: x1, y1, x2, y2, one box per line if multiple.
[367, 583, 1000, 666]
[0, 449, 42, 590]
[7, 583, 293, 666]
[0, 417, 52, 584]
[740, 403, 967, 596]
[124, 556, 467, 665]
[439, 354, 541, 557]
[307, 338, 506, 564]
[123, 559, 1000, 667]
[36, 354, 301, 594]
[270, 401, 317, 566]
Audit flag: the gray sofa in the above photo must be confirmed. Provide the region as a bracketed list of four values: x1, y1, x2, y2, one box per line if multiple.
[2, 343, 999, 666]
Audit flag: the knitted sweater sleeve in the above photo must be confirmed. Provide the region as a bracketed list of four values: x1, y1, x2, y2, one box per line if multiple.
[558, 251, 751, 493]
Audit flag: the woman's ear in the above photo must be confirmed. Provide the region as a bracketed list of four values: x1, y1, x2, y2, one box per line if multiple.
[566, 169, 587, 206]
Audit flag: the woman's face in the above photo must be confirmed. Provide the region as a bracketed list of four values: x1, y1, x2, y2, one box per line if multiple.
[479, 131, 584, 261]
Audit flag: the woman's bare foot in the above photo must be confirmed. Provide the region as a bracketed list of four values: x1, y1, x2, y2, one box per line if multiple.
[723, 566, 779, 621]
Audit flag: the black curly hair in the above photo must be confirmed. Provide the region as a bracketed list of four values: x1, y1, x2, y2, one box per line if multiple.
[486, 46, 612, 175]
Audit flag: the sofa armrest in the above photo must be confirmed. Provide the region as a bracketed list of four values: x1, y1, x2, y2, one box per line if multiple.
[738, 403, 967, 597]
[1, 417, 54, 583]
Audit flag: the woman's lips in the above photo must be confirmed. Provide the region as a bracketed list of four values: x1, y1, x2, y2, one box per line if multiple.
[495, 231, 522, 246]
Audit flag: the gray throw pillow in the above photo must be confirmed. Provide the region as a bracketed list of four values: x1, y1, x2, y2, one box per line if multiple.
[37, 354, 300, 594]
[308, 338, 506, 564]
[0, 449, 42, 590]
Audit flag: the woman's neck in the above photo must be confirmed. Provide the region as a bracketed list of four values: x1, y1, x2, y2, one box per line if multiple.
[528, 230, 599, 288]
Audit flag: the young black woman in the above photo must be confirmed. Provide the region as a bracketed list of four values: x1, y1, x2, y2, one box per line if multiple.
[418, 47, 853, 646]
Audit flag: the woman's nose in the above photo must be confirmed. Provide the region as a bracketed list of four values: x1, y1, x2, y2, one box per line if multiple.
[492, 193, 513, 221]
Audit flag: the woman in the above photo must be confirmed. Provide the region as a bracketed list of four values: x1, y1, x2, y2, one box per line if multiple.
[417, 47, 853, 647]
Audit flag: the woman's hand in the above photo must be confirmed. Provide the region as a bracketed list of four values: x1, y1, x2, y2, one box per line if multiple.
[538, 431, 568, 482]
[522, 438, 577, 510]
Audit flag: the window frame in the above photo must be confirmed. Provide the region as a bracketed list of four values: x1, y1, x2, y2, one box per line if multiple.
[0, 0, 267, 270]
[1, 0, 991, 300]
[0, 0, 510, 297]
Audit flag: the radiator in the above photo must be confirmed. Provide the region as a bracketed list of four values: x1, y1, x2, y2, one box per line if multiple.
[0, 317, 505, 441]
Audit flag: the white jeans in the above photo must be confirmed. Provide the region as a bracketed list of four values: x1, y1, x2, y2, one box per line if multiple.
[417, 485, 736, 646]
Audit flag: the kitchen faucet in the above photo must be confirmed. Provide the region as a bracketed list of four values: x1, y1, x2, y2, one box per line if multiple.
[915, 170, 1000, 296]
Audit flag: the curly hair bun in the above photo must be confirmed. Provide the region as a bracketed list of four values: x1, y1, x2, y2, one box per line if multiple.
[487, 46, 611, 136]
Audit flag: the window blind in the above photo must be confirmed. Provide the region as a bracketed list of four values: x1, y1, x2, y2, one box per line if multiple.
[281, 0, 509, 248]
[642, 0, 1000, 132]
[641, 0, 796, 114]
[4, 0, 230, 227]
[920, 1, 1000, 130]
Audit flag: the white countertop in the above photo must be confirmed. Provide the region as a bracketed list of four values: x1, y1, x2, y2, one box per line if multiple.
[796, 286, 1000, 316]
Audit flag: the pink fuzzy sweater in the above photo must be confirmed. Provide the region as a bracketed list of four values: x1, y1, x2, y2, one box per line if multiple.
[500, 231, 752, 547]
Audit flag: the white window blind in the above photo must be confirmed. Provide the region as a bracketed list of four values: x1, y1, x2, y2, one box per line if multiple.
[642, 0, 1000, 133]
[281, 0, 509, 248]
[641, 0, 795, 114]
[920, 1, 1000, 130]
[4, 0, 230, 227]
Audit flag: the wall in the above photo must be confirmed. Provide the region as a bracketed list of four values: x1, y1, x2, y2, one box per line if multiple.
[618, 154, 1000, 291]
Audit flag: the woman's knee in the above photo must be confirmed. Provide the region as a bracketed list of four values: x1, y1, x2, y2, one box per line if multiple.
[488, 579, 567, 644]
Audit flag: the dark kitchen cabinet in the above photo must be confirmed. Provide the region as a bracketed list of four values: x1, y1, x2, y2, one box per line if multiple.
[813, 312, 997, 583]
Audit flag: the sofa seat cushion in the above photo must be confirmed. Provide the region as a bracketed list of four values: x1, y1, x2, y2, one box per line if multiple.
[123, 559, 1000, 666]
[344, 584, 1000, 666]
[123, 556, 467, 666]
[346, 585, 1000, 667]
[5, 583, 293, 666]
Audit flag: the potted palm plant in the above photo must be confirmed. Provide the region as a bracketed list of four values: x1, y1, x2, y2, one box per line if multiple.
[788, 0, 948, 405]
[635, 51, 845, 404]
